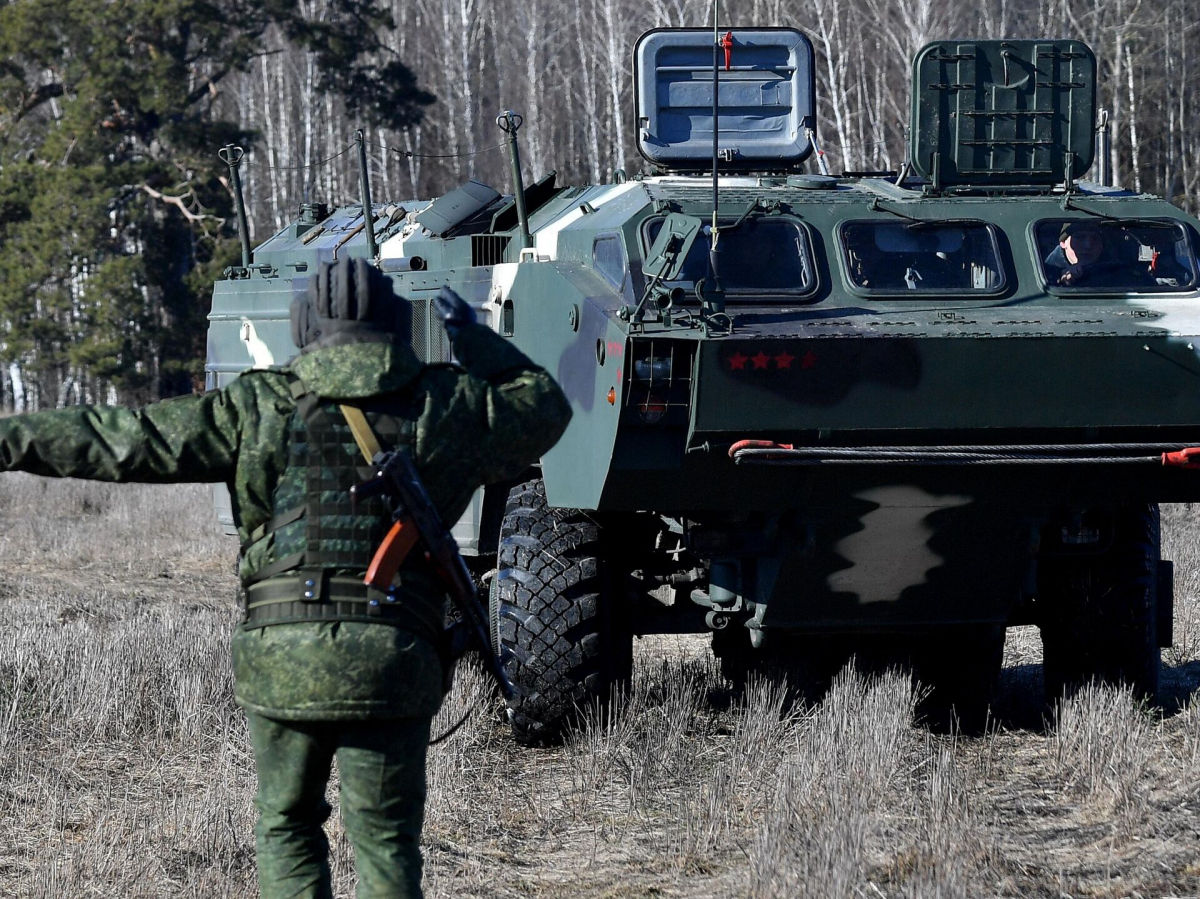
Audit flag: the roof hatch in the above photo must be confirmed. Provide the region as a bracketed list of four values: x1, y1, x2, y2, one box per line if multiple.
[634, 27, 815, 172]
[910, 40, 1096, 188]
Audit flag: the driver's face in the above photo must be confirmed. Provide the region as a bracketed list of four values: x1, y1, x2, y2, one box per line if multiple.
[1062, 231, 1103, 265]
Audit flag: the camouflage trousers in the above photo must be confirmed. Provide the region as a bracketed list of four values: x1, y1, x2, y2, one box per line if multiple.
[245, 712, 433, 899]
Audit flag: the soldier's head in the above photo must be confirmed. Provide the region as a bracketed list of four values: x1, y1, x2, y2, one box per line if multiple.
[1059, 222, 1104, 266]
[290, 258, 408, 351]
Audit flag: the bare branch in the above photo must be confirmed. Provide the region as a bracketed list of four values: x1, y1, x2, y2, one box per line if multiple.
[137, 183, 223, 230]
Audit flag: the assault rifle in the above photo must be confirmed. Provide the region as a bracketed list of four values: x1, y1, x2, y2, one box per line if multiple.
[351, 450, 514, 699]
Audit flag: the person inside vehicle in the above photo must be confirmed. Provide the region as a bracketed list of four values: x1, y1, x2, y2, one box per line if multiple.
[1044, 221, 1153, 288]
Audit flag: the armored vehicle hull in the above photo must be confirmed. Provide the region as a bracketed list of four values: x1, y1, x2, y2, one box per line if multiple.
[210, 32, 1200, 740]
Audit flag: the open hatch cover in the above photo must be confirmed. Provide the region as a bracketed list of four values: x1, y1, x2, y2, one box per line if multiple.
[634, 27, 815, 172]
[910, 40, 1096, 188]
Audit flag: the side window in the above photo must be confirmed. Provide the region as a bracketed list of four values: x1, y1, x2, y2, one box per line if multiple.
[1036, 218, 1198, 293]
[640, 217, 817, 298]
[840, 221, 1005, 294]
[593, 235, 627, 290]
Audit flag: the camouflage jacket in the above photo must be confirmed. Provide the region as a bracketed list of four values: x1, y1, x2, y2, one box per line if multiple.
[0, 324, 572, 720]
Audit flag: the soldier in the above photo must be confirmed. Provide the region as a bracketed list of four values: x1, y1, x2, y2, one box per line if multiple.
[1045, 221, 1108, 285]
[1044, 221, 1155, 289]
[0, 258, 572, 898]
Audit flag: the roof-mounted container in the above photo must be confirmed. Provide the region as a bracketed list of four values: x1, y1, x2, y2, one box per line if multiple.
[910, 40, 1096, 188]
[634, 27, 815, 172]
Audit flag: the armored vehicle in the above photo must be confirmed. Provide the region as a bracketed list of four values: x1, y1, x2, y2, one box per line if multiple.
[209, 30, 1200, 740]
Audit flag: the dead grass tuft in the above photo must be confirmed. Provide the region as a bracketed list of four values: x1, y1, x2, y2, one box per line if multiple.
[1052, 683, 1156, 828]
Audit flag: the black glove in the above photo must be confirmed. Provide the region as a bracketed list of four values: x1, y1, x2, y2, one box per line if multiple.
[432, 286, 477, 341]
[291, 258, 399, 350]
[1057, 263, 1088, 285]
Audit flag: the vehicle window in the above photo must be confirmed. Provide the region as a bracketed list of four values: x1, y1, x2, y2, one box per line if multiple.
[1035, 218, 1198, 293]
[839, 221, 1005, 293]
[593, 235, 627, 289]
[643, 217, 815, 296]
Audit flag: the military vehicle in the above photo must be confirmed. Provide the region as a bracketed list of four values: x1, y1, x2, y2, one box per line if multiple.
[209, 29, 1200, 741]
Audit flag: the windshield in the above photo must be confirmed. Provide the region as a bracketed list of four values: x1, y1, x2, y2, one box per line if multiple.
[1036, 218, 1198, 293]
[840, 221, 1005, 294]
[642, 217, 815, 296]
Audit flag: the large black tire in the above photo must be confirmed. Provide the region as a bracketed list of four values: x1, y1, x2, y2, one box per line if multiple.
[489, 479, 632, 744]
[1038, 504, 1161, 707]
[910, 625, 1005, 734]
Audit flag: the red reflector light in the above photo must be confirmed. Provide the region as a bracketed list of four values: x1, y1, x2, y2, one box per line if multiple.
[638, 393, 668, 423]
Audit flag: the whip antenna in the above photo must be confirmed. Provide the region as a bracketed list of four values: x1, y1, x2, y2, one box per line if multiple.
[710, 2, 720, 288]
[706, 3, 728, 316]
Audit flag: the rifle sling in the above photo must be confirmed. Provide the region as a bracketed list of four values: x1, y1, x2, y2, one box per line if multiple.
[340, 404, 382, 465]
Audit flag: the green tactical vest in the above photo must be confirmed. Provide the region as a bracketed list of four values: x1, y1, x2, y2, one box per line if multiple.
[239, 376, 444, 639]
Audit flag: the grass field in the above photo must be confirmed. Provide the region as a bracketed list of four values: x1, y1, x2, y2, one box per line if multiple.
[1, 473, 1199, 897]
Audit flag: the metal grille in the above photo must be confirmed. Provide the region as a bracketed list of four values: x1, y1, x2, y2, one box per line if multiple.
[625, 339, 695, 410]
[472, 235, 510, 266]
[408, 298, 451, 363]
[428, 318, 449, 362]
[409, 299, 430, 361]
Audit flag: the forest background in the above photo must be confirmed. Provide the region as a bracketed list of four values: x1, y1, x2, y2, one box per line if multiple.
[0, 0, 1195, 410]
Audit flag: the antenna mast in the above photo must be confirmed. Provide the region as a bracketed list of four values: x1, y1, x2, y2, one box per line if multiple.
[710, 2, 719, 256]
[706, 2, 726, 315]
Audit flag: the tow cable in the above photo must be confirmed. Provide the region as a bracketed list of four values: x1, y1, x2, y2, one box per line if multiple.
[728, 439, 1200, 467]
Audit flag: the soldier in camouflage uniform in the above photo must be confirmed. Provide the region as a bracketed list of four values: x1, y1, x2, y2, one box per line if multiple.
[0, 258, 572, 898]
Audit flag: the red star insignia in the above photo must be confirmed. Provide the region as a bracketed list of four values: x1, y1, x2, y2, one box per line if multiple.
[728, 351, 748, 371]
[751, 351, 770, 370]
[774, 351, 795, 370]
[801, 351, 818, 370]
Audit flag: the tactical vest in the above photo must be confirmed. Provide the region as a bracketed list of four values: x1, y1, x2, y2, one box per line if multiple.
[239, 376, 443, 639]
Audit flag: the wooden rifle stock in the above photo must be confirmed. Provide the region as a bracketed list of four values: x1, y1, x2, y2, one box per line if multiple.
[364, 519, 421, 590]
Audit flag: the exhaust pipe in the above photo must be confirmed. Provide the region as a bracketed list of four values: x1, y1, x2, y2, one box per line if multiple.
[381, 256, 426, 273]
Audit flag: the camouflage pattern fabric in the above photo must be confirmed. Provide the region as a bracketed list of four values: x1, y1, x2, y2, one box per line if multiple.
[246, 711, 433, 899]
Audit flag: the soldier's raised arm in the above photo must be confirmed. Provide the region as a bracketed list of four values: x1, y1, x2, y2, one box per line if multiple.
[414, 286, 572, 492]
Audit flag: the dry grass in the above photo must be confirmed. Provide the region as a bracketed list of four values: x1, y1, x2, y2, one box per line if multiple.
[3, 474, 1200, 897]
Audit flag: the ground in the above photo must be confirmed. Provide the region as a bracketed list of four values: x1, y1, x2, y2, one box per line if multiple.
[1, 474, 1199, 897]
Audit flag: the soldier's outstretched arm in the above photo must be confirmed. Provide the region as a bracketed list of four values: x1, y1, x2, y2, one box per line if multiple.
[0, 389, 243, 483]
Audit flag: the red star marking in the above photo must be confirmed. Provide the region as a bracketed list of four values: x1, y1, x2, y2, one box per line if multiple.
[801, 351, 818, 370]
[774, 351, 796, 370]
[751, 351, 770, 370]
[728, 351, 748, 371]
